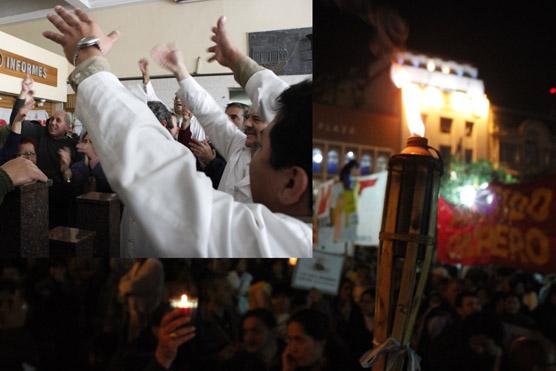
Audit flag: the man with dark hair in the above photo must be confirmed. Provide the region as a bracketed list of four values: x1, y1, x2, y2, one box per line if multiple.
[147, 101, 179, 138]
[225, 102, 248, 129]
[43, 7, 311, 256]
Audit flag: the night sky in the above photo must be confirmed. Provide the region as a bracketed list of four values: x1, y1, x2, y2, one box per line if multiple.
[393, 2, 556, 116]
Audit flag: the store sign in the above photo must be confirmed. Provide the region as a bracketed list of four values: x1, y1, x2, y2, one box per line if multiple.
[437, 174, 556, 273]
[0, 49, 57, 87]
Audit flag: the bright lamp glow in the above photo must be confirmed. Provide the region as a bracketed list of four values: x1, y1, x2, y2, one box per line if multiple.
[422, 86, 444, 109]
[460, 185, 477, 207]
[450, 92, 472, 114]
[471, 94, 490, 118]
[427, 60, 436, 72]
[313, 153, 323, 164]
[347, 151, 355, 159]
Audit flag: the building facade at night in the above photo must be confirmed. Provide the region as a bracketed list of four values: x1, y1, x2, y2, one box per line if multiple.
[395, 52, 490, 166]
[489, 106, 556, 180]
[313, 51, 492, 185]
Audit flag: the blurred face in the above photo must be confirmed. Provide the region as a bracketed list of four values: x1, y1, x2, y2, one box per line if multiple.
[48, 111, 69, 138]
[214, 278, 233, 306]
[359, 293, 375, 316]
[174, 96, 183, 115]
[457, 296, 481, 319]
[443, 281, 462, 305]
[244, 109, 267, 148]
[243, 317, 272, 353]
[17, 142, 37, 164]
[339, 281, 353, 301]
[504, 296, 521, 315]
[249, 122, 278, 207]
[286, 322, 324, 367]
[226, 106, 245, 129]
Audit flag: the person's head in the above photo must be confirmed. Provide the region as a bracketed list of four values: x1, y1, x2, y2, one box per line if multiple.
[147, 101, 179, 138]
[503, 293, 521, 315]
[243, 108, 267, 148]
[47, 111, 71, 139]
[359, 288, 375, 316]
[16, 137, 38, 164]
[286, 309, 329, 367]
[174, 95, 191, 121]
[340, 160, 360, 190]
[249, 80, 312, 217]
[226, 102, 248, 129]
[455, 291, 481, 319]
[440, 278, 462, 306]
[200, 272, 233, 308]
[338, 277, 354, 302]
[242, 309, 277, 354]
[509, 337, 549, 371]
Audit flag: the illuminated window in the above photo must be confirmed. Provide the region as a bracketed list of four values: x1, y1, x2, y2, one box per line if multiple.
[360, 154, 372, 175]
[440, 117, 452, 133]
[465, 121, 474, 136]
[312, 148, 323, 173]
[327, 149, 339, 175]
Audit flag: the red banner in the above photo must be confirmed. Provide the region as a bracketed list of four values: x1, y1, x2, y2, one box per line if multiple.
[437, 174, 556, 273]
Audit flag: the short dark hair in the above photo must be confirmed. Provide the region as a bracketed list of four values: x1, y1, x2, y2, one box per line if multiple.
[19, 136, 38, 151]
[226, 102, 249, 111]
[455, 290, 478, 308]
[270, 80, 312, 210]
[243, 308, 277, 329]
[287, 309, 329, 341]
[340, 160, 359, 190]
[147, 101, 175, 130]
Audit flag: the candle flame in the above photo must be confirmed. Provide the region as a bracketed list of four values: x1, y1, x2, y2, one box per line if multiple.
[391, 63, 426, 137]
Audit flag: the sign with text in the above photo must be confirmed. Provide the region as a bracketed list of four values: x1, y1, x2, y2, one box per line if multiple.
[437, 174, 556, 273]
[0, 49, 58, 87]
[292, 251, 345, 295]
[355, 171, 388, 246]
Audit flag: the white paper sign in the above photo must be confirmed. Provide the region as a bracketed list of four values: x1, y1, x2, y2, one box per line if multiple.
[291, 250, 345, 295]
[355, 171, 388, 246]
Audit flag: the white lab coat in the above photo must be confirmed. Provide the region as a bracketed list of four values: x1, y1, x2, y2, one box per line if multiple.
[76, 71, 312, 257]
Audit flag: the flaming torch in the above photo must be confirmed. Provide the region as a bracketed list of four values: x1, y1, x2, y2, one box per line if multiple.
[360, 63, 443, 371]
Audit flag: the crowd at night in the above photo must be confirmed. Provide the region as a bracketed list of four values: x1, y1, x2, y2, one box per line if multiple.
[0, 258, 555, 370]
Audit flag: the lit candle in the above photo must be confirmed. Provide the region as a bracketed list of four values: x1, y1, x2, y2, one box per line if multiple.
[169, 294, 198, 317]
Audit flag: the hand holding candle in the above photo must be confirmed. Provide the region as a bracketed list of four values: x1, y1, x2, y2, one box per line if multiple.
[169, 294, 198, 318]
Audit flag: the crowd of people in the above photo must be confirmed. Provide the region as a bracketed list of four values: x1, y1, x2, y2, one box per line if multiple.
[0, 258, 554, 371]
[0, 6, 312, 256]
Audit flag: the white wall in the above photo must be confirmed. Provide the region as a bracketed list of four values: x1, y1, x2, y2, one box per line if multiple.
[0, 0, 312, 78]
[121, 73, 310, 110]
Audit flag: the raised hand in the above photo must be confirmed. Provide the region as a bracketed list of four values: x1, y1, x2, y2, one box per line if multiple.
[42, 5, 120, 65]
[155, 309, 196, 369]
[19, 74, 34, 98]
[207, 16, 242, 69]
[0, 157, 48, 187]
[58, 147, 72, 172]
[138, 58, 150, 84]
[188, 139, 216, 167]
[151, 44, 189, 81]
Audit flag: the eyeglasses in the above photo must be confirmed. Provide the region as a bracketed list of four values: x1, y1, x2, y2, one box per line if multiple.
[17, 151, 36, 157]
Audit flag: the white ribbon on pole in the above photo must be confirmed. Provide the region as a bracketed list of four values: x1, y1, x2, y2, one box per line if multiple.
[359, 337, 421, 371]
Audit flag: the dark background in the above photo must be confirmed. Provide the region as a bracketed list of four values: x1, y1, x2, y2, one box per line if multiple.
[393, 2, 556, 115]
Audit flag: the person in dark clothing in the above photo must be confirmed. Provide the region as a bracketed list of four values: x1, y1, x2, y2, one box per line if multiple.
[11, 96, 83, 226]
[225, 309, 284, 371]
[70, 131, 113, 194]
[283, 309, 360, 371]
[533, 283, 556, 344]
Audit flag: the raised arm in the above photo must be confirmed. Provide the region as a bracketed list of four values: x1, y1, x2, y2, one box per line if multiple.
[151, 44, 244, 160]
[207, 16, 289, 123]
[42, 6, 312, 257]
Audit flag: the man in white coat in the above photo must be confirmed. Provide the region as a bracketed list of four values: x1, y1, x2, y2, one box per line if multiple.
[42, 6, 312, 257]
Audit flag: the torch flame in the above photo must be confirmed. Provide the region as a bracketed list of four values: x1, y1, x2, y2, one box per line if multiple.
[391, 63, 426, 137]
